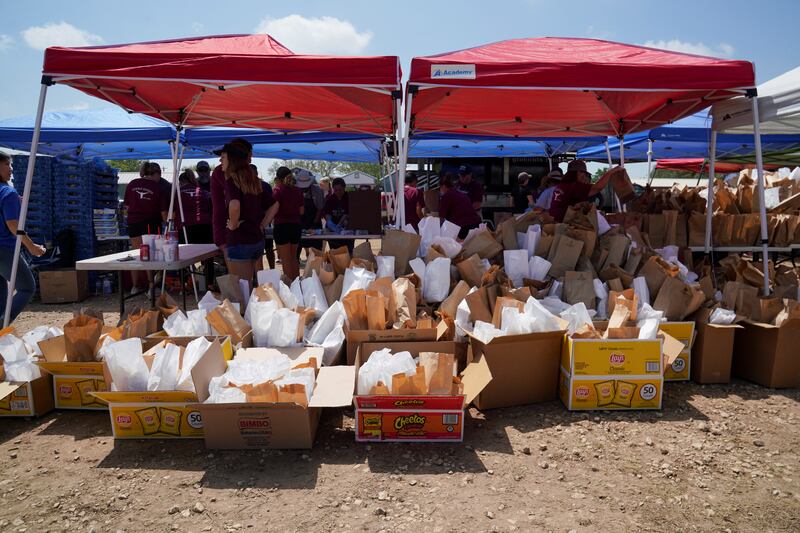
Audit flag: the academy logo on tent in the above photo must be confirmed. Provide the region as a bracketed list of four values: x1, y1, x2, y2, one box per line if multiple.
[431, 64, 476, 80]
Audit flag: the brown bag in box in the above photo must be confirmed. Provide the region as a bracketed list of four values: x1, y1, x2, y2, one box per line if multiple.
[606, 326, 640, 339]
[328, 246, 351, 276]
[381, 229, 421, 276]
[206, 300, 250, 345]
[367, 277, 397, 324]
[712, 214, 734, 246]
[323, 275, 344, 306]
[756, 297, 785, 325]
[352, 240, 375, 264]
[460, 228, 503, 260]
[342, 289, 369, 330]
[217, 274, 246, 309]
[652, 277, 694, 321]
[491, 296, 524, 328]
[564, 271, 596, 311]
[391, 366, 428, 395]
[688, 213, 707, 247]
[64, 314, 103, 362]
[242, 381, 278, 403]
[465, 286, 493, 324]
[365, 291, 387, 331]
[638, 256, 679, 298]
[277, 383, 310, 406]
[425, 244, 446, 263]
[714, 182, 739, 215]
[608, 289, 637, 321]
[123, 310, 149, 340]
[253, 283, 284, 307]
[623, 247, 643, 275]
[499, 218, 518, 251]
[647, 214, 666, 249]
[392, 277, 417, 328]
[456, 254, 486, 288]
[535, 233, 554, 258]
[420, 352, 455, 395]
[349, 257, 375, 271]
[599, 235, 630, 273]
[439, 280, 470, 319]
[547, 234, 583, 278]
[156, 292, 179, 318]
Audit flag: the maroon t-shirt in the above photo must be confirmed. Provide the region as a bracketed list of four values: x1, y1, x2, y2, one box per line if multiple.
[321, 193, 349, 225]
[273, 184, 303, 225]
[210, 165, 226, 247]
[439, 189, 481, 228]
[549, 181, 591, 222]
[179, 185, 212, 226]
[124, 178, 168, 224]
[404, 185, 424, 228]
[456, 179, 484, 204]
[224, 178, 275, 246]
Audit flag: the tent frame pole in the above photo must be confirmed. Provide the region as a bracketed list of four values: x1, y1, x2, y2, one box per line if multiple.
[750, 93, 770, 296]
[646, 139, 654, 186]
[4, 80, 50, 328]
[172, 142, 199, 303]
[616, 136, 625, 212]
[704, 131, 717, 253]
[396, 89, 414, 228]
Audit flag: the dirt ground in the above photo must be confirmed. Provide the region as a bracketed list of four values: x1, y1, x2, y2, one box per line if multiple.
[1, 296, 799, 532]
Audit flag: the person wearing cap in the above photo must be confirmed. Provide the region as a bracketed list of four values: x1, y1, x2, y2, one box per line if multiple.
[534, 168, 563, 211]
[549, 159, 593, 222]
[272, 167, 305, 280]
[293, 168, 326, 262]
[456, 164, 484, 220]
[321, 177, 353, 254]
[404, 172, 425, 230]
[220, 142, 278, 285]
[513, 172, 534, 213]
[211, 138, 253, 259]
[439, 173, 481, 239]
[195, 161, 212, 192]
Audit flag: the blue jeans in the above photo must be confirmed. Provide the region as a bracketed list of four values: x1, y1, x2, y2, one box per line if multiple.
[0, 249, 36, 325]
[226, 240, 265, 262]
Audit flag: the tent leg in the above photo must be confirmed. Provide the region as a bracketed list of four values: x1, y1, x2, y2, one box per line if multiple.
[750, 97, 770, 296]
[547, 156, 553, 171]
[162, 131, 182, 295]
[173, 143, 199, 303]
[704, 131, 717, 253]
[396, 92, 413, 229]
[4, 82, 49, 328]
[646, 139, 654, 186]
[615, 136, 625, 212]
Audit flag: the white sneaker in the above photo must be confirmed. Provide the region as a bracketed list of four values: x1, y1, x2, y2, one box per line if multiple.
[130, 287, 141, 297]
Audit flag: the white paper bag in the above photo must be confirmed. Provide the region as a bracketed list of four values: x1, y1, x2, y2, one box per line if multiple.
[525, 225, 541, 258]
[341, 267, 377, 300]
[529, 255, 552, 281]
[256, 269, 282, 289]
[105, 338, 148, 391]
[423, 257, 452, 303]
[504, 249, 529, 287]
[176, 336, 212, 392]
[376, 255, 396, 280]
[300, 271, 329, 317]
[266, 308, 301, 347]
[147, 343, 180, 391]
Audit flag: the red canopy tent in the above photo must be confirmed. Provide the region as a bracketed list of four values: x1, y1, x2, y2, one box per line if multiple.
[4, 34, 402, 326]
[655, 158, 778, 173]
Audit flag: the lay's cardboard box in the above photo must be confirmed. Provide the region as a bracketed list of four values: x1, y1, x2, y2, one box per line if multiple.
[36, 336, 107, 410]
[559, 331, 684, 411]
[0, 328, 54, 417]
[92, 338, 232, 439]
[658, 322, 696, 381]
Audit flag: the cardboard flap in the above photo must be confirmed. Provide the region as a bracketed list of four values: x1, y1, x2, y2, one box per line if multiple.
[0, 381, 24, 401]
[39, 335, 67, 362]
[237, 347, 323, 369]
[658, 331, 685, 370]
[309, 366, 355, 408]
[472, 329, 567, 345]
[461, 353, 493, 405]
[187, 340, 228, 403]
[91, 390, 197, 404]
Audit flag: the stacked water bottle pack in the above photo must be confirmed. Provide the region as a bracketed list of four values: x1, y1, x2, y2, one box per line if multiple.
[11, 155, 54, 245]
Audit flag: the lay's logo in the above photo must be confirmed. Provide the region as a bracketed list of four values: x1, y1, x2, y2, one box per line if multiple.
[431, 64, 476, 80]
[576, 386, 590, 399]
[115, 415, 132, 424]
[610, 353, 626, 364]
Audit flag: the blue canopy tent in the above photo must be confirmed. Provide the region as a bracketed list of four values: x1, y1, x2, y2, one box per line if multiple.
[408, 133, 606, 159]
[576, 112, 800, 167]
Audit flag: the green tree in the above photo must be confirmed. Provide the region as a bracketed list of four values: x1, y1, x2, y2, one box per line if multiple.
[267, 159, 342, 179]
[339, 162, 382, 179]
[592, 166, 609, 183]
[106, 159, 146, 172]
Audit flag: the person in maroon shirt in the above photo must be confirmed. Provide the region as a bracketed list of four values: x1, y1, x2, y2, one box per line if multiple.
[218, 142, 278, 286]
[124, 161, 169, 295]
[549, 159, 593, 222]
[456, 164, 485, 221]
[321, 177, 353, 254]
[175, 169, 213, 243]
[272, 170, 305, 280]
[403, 172, 425, 230]
[439, 173, 481, 239]
[211, 138, 253, 257]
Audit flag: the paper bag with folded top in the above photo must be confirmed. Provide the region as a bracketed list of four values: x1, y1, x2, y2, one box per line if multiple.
[367, 277, 397, 324]
[652, 277, 695, 321]
[342, 289, 369, 330]
[607, 289, 638, 321]
[328, 246, 351, 276]
[564, 271, 596, 311]
[638, 255, 679, 299]
[123, 307, 160, 339]
[382, 229, 422, 276]
[392, 277, 417, 328]
[459, 228, 503, 260]
[546, 234, 584, 279]
[156, 292, 179, 318]
[206, 299, 251, 345]
[714, 181, 739, 215]
[439, 280, 471, 319]
[420, 352, 456, 395]
[599, 264, 634, 289]
[64, 313, 104, 362]
[491, 296, 525, 328]
[456, 253, 486, 288]
[323, 275, 344, 306]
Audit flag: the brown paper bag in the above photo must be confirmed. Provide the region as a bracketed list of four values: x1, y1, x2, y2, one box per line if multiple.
[456, 254, 486, 288]
[156, 292, 179, 318]
[329, 246, 351, 276]
[382, 229, 422, 276]
[64, 314, 103, 362]
[243, 381, 279, 403]
[349, 257, 375, 271]
[564, 271, 596, 310]
[323, 275, 344, 306]
[216, 274, 246, 310]
[439, 280, 470, 318]
[123, 309, 149, 340]
[459, 229, 503, 260]
[535, 233, 554, 258]
[599, 265, 634, 289]
[465, 286, 493, 324]
[599, 235, 630, 273]
[368, 277, 397, 324]
[652, 277, 694, 321]
[392, 277, 417, 328]
[663, 210, 678, 246]
[365, 291, 387, 330]
[342, 289, 369, 330]
[547, 235, 584, 278]
[491, 296, 525, 328]
[638, 256, 679, 298]
[420, 352, 455, 395]
[425, 244, 446, 263]
[647, 214, 666, 249]
[688, 213, 707, 247]
[608, 289, 638, 321]
[391, 366, 427, 395]
[712, 213, 734, 246]
[206, 300, 251, 344]
[253, 284, 285, 307]
[352, 240, 376, 264]
[611, 167, 636, 203]
[622, 247, 643, 275]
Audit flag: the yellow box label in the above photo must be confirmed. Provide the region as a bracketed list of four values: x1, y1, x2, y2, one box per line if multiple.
[108, 404, 203, 439]
[568, 339, 662, 376]
[659, 322, 694, 381]
[53, 376, 107, 410]
[560, 371, 662, 410]
[38, 362, 104, 376]
[0, 383, 35, 416]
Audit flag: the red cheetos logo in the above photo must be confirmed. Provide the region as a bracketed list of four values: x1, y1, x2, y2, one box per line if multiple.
[394, 400, 424, 407]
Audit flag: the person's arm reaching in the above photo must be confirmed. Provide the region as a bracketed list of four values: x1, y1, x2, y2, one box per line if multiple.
[5, 219, 45, 256]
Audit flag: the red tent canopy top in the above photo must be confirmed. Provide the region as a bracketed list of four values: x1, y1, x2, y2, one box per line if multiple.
[408, 37, 755, 139]
[656, 158, 778, 173]
[43, 34, 402, 135]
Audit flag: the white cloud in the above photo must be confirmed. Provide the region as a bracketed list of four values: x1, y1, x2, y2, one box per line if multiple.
[640, 39, 734, 58]
[191, 22, 205, 34]
[22, 22, 103, 50]
[254, 15, 372, 55]
[0, 34, 13, 51]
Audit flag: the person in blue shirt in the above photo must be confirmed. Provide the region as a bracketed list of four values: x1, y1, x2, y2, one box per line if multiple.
[0, 153, 46, 324]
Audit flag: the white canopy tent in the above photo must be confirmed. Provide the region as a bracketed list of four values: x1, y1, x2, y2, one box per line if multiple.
[706, 65, 800, 294]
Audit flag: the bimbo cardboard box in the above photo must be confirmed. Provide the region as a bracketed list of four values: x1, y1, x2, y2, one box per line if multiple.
[0, 375, 54, 417]
[559, 332, 684, 411]
[353, 347, 492, 443]
[360, 341, 468, 372]
[36, 335, 107, 410]
[91, 339, 228, 439]
[732, 318, 800, 388]
[192, 346, 353, 449]
[658, 322, 696, 381]
[465, 330, 566, 410]
[691, 309, 742, 384]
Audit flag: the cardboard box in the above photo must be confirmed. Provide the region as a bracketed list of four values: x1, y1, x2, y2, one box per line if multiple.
[360, 341, 468, 372]
[92, 339, 228, 439]
[353, 348, 492, 442]
[36, 335, 107, 410]
[658, 322, 696, 381]
[192, 346, 354, 449]
[466, 330, 566, 410]
[691, 318, 742, 384]
[148, 330, 251, 352]
[559, 334, 683, 410]
[0, 374, 54, 417]
[345, 327, 439, 365]
[38, 270, 88, 304]
[732, 319, 800, 388]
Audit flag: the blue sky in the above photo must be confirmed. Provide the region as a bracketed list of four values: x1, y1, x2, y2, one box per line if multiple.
[2, 0, 799, 177]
